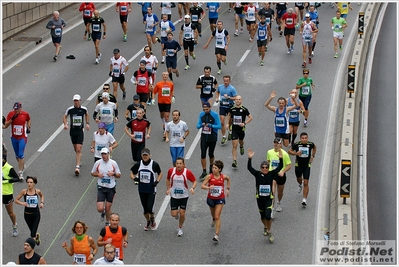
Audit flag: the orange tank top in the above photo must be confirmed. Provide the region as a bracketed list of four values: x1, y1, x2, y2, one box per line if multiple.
[73, 235, 92, 265]
[104, 226, 124, 260]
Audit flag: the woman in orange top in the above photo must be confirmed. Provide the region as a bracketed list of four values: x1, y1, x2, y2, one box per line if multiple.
[62, 221, 98, 265]
[153, 72, 175, 139]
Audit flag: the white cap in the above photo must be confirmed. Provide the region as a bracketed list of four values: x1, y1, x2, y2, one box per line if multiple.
[73, 94, 81, 100]
[305, 13, 311, 18]
[184, 14, 190, 19]
[100, 147, 110, 154]
[102, 92, 110, 99]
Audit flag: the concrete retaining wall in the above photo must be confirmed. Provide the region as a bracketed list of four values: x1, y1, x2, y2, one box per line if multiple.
[2, 2, 73, 40]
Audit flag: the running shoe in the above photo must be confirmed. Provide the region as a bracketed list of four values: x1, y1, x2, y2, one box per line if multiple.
[36, 233, 41, 246]
[12, 225, 18, 237]
[199, 171, 207, 181]
[265, 46, 268, 51]
[177, 228, 183, 237]
[105, 221, 110, 226]
[249, 37, 253, 42]
[304, 119, 308, 127]
[263, 228, 269, 236]
[211, 218, 215, 227]
[123, 91, 126, 100]
[95, 58, 99, 64]
[240, 27, 244, 33]
[228, 8, 232, 12]
[279, 31, 283, 36]
[342, 33, 345, 37]
[275, 202, 282, 212]
[339, 45, 342, 50]
[269, 233, 274, 243]
[234, 30, 239, 36]
[156, 37, 161, 43]
[18, 171, 24, 180]
[258, 52, 262, 57]
[151, 99, 155, 105]
[75, 166, 80, 176]
[184, 65, 190, 70]
[213, 234, 219, 242]
[232, 160, 237, 168]
[150, 218, 156, 229]
[53, 55, 58, 61]
[290, 45, 294, 51]
[98, 53, 102, 60]
[271, 208, 275, 219]
[311, 50, 314, 57]
[223, 59, 227, 65]
[287, 49, 291, 54]
[302, 61, 306, 68]
[260, 60, 264, 66]
[100, 211, 105, 221]
[334, 53, 338, 58]
[123, 34, 127, 42]
[228, 132, 232, 140]
[176, 71, 180, 77]
[192, 54, 196, 60]
[144, 221, 150, 231]
[217, 69, 222, 75]
[88, 34, 91, 41]
[59, 45, 62, 54]
[240, 146, 244, 155]
[302, 198, 307, 207]
[221, 136, 227, 145]
[298, 184, 303, 193]
[161, 59, 165, 64]
[308, 57, 312, 64]
[147, 99, 152, 106]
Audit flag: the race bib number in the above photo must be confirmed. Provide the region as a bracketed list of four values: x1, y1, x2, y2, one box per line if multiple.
[93, 24, 100, 32]
[299, 146, 310, 158]
[192, 15, 198, 21]
[209, 186, 222, 197]
[271, 159, 279, 169]
[84, 10, 91, 16]
[275, 117, 285, 127]
[131, 110, 137, 119]
[161, 87, 171, 96]
[233, 115, 242, 125]
[289, 110, 298, 119]
[259, 30, 266, 37]
[209, 6, 216, 12]
[133, 131, 143, 142]
[138, 77, 147, 86]
[26, 195, 38, 208]
[259, 184, 271, 196]
[115, 248, 120, 259]
[221, 97, 229, 106]
[302, 86, 310, 95]
[101, 178, 111, 184]
[55, 28, 62, 36]
[203, 85, 211, 94]
[216, 39, 223, 45]
[74, 254, 86, 265]
[266, 17, 271, 24]
[286, 18, 294, 25]
[304, 35, 311, 42]
[113, 67, 120, 74]
[13, 125, 23, 136]
[202, 126, 211, 134]
[173, 187, 184, 196]
[121, 6, 127, 12]
[167, 49, 175, 56]
[72, 115, 83, 127]
[96, 144, 105, 151]
[172, 131, 181, 138]
[139, 172, 151, 183]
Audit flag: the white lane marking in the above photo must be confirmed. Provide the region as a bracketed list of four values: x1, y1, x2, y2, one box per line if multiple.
[185, 128, 202, 159]
[153, 194, 171, 230]
[236, 49, 251, 67]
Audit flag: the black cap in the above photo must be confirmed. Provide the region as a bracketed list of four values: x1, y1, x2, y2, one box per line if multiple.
[202, 102, 211, 108]
[139, 60, 147, 65]
[25, 238, 36, 249]
[113, 48, 120, 54]
[133, 94, 140, 100]
[273, 137, 282, 144]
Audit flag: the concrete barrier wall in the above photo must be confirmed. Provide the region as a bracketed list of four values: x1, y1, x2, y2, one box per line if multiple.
[328, 2, 382, 263]
[2, 2, 73, 40]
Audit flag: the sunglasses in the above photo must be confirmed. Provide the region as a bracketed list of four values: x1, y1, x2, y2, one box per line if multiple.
[261, 166, 269, 169]
[103, 88, 109, 90]
[303, 72, 309, 75]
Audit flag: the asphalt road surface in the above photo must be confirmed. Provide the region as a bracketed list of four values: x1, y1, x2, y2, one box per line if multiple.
[2, 3, 366, 265]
